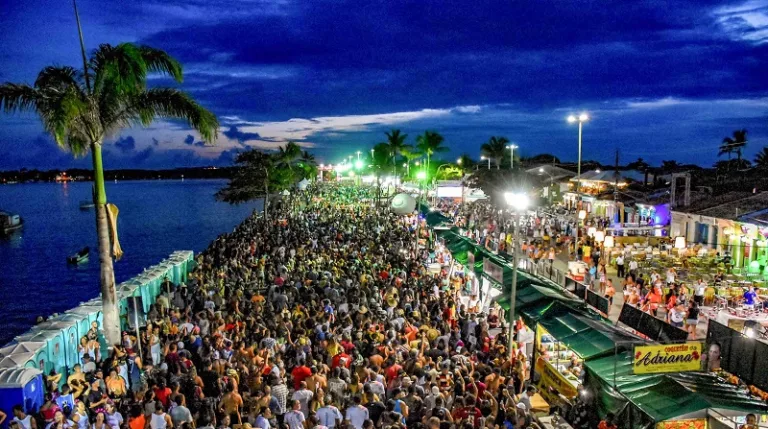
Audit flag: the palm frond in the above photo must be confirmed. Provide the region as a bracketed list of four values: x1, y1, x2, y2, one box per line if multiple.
[90, 43, 149, 96]
[139, 46, 183, 83]
[130, 88, 219, 143]
[34, 66, 84, 93]
[0, 83, 41, 113]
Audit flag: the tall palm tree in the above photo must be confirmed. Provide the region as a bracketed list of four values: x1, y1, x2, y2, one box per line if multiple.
[297, 150, 318, 180]
[415, 130, 447, 170]
[480, 136, 509, 169]
[0, 38, 218, 343]
[719, 129, 748, 167]
[755, 146, 768, 169]
[384, 129, 409, 177]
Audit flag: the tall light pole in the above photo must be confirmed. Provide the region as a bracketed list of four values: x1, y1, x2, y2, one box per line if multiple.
[568, 113, 589, 257]
[356, 151, 361, 161]
[481, 156, 491, 170]
[504, 191, 530, 354]
[507, 144, 518, 170]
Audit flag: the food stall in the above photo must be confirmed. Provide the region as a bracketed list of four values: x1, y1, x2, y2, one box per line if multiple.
[535, 325, 582, 403]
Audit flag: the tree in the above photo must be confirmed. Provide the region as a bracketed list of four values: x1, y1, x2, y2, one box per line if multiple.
[527, 153, 560, 165]
[369, 142, 392, 205]
[480, 136, 509, 169]
[415, 131, 447, 170]
[297, 150, 318, 181]
[216, 149, 294, 218]
[661, 160, 681, 171]
[755, 146, 768, 169]
[626, 157, 650, 171]
[0, 38, 218, 343]
[457, 154, 474, 173]
[384, 129, 409, 177]
[720, 129, 748, 166]
[400, 147, 421, 178]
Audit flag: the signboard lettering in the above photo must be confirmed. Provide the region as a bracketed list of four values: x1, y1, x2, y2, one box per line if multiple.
[633, 342, 702, 374]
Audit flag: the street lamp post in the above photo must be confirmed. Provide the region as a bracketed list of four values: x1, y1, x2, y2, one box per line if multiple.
[568, 112, 589, 256]
[480, 156, 491, 170]
[507, 144, 518, 170]
[504, 191, 530, 355]
[356, 151, 361, 161]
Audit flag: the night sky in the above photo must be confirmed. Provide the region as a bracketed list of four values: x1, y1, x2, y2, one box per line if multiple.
[2, 0, 768, 169]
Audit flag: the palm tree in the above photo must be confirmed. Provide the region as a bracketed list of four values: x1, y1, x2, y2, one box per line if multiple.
[415, 131, 447, 170]
[755, 146, 768, 169]
[480, 136, 509, 169]
[297, 150, 318, 180]
[384, 129, 409, 177]
[719, 129, 748, 166]
[400, 147, 421, 178]
[217, 150, 278, 218]
[0, 38, 218, 342]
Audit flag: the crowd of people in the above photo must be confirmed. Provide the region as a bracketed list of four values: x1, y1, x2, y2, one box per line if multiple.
[7, 185, 570, 429]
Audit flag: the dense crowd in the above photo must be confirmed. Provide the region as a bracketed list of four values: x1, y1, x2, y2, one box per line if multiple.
[9, 185, 560, 429]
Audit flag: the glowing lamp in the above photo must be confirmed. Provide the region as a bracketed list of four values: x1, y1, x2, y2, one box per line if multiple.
[578, 210, 587, 220]
[674, 236, 686, 249]
[594, 230, 605, 243]
[504, 192, 530, 212]
[587, 227, 596, 238]
[603, 236, 614, 248]
[416, 171, 427, 180]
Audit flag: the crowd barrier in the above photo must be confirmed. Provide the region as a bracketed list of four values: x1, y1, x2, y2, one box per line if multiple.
[0, 250, 195, 413]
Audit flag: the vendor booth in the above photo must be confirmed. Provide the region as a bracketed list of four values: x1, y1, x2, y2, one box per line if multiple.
[584, 352, 768, 429]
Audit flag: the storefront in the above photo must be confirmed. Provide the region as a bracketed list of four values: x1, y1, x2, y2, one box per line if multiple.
[535, 325, 582, 403]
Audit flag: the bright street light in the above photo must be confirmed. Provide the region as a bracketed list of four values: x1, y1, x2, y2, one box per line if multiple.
[507, 144, 518, 170]
[480, 155, 491, 170]
[354, 160, 364, 170]
[416, 171, 427, 180]
[457, 158, 462, 164]
[503, 190, 530, 354]
[356, 151, 361, 160]
[568, 111, 589, 256]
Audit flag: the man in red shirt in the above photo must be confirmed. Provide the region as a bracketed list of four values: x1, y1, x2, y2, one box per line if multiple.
[331, 351, 352, 369]
[291, 359, 312, 390]
[598, 413, 617, 429]
[452, 396, 482, 428]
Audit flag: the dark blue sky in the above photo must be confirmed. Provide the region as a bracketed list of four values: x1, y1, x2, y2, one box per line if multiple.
[2, 0, 768, 169]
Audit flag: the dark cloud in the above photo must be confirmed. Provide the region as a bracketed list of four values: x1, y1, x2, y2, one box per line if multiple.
[223, 126, 261, 143]
[132, 146, 154, 164]
[114, 136, 136, 153]
[152, 138, 160, 146]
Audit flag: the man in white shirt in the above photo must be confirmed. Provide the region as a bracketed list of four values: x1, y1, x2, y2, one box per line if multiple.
[694, 279, 707, 305]
[615, 255, 625, 278]
[629, 259, 639, 278]
[292, 382, 314, 418]
[316, 399, 343, 429]
[344, 397, 369, 429]
[284, 400, 306, 429]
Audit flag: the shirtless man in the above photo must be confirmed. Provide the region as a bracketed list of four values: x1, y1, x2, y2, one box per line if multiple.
[305, 366, 327, 394]
[218, 385, 243, 425]
[67, 365, 89, 399]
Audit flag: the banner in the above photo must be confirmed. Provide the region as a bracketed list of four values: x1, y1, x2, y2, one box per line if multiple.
[633, 342, 703, 374]
[535, 357, 578, 402]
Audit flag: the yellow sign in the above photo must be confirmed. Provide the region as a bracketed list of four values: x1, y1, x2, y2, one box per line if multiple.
[633, 342, 703, 374]
[535, 357, 578, 401]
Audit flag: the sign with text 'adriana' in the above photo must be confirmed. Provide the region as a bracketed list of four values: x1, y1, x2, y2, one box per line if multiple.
[633, 342, 703, 374]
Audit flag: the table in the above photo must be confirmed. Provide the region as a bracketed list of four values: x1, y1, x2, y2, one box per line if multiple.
[538, 415, 573, 429]
[715, 309, 768, 331]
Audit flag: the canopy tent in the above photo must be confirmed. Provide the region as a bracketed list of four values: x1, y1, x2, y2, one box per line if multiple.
[584, 352, 768, 428]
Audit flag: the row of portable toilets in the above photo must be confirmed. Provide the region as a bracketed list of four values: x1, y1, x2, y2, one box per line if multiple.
[0, 251, 195, 416]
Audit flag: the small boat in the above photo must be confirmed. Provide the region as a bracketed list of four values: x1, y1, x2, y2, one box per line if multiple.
[79, 200, 95, 210]
[0, 211, 23, 235]
[67, 247, 90, 264]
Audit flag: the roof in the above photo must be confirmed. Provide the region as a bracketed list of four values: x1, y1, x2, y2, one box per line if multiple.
[679, 191, 768, 221]
[585, 352, 768, 421]
[0, 367, 42, 387]
[571, 170, 631, 184]
[526, 165, 576, 181]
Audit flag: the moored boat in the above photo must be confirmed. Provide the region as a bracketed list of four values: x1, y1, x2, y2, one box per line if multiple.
[67, 247, 90, 264]
[0, 211, 23, 235]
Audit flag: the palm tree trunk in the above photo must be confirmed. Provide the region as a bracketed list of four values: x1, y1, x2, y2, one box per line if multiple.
[263, 169, 270, 219]
[91, 142, 119, 346]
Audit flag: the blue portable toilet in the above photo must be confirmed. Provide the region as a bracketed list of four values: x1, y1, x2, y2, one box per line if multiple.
[0, 367, 44, 415]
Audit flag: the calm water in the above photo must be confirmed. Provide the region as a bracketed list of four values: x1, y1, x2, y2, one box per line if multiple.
[0, 179, 260, 345]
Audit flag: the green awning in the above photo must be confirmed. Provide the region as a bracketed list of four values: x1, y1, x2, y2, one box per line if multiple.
[585, 352, 768, 423]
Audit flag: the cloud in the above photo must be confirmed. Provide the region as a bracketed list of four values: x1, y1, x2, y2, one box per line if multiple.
[114, 136, 136, 153]
[152, 138, 160, 146]
[132, 146, 154, 163]
[222, 126, 262, 143]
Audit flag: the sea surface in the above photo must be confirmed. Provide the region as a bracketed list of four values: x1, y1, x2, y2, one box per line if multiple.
[0, 179, 260, 346]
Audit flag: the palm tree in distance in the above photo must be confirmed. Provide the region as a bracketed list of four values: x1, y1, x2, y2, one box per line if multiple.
[384, 129, 409, 177]
[400, 147, 421, 178]
[754, 147, 768, 169]
[415, 130, 447, 170]
[719, 129, 748, 171]
[480, 136, 509, 169]
[457, 154, 474, 173]
[0, 3, 218, 345]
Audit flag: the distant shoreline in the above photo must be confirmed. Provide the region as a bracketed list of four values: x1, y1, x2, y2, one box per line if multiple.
[0, 166, 234, 183]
